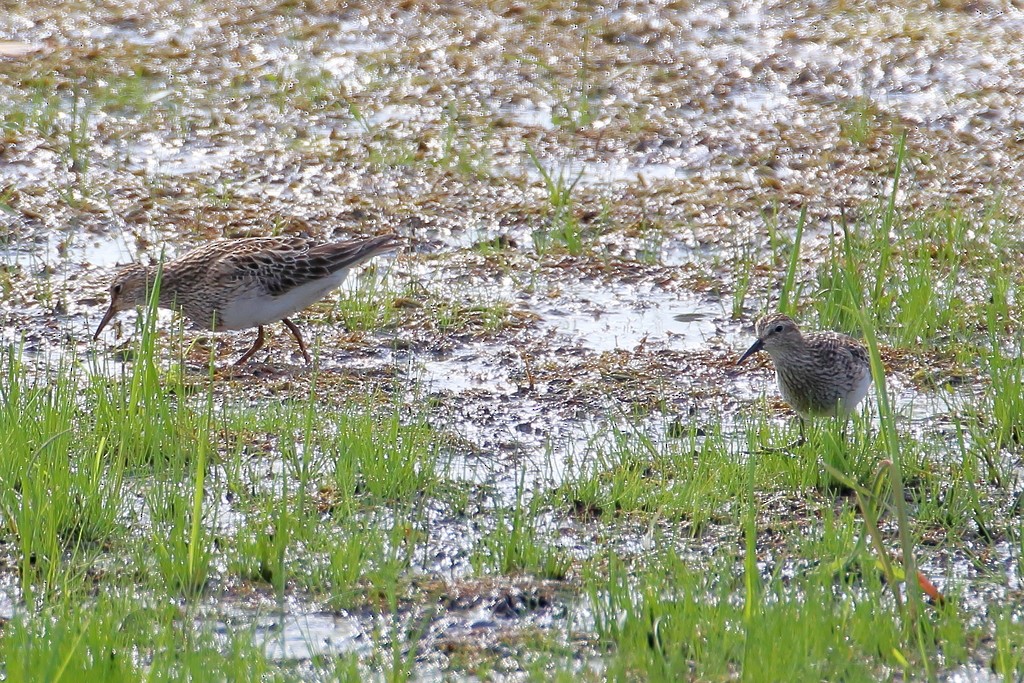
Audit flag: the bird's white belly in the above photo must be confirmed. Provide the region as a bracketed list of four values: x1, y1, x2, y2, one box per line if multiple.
[837, 371, 873, 417]
[216, 270, 351, 330]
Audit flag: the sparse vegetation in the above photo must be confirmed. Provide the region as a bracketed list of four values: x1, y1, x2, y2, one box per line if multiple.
[0, 0, 1022, 679]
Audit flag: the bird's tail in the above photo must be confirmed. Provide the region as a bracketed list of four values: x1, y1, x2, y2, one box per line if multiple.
[312, 233, 401, 272]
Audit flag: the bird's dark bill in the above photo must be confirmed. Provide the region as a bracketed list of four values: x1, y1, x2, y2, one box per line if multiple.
[736, 338, 764, 364]
[94, 304, 117, 340]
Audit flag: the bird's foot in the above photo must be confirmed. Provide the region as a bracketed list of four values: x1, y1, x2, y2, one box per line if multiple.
[747, 432, 806, 456]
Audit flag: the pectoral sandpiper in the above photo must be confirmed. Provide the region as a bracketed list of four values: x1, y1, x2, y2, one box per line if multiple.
[736, 313, 872, 436]
[94, 233, 399, 366]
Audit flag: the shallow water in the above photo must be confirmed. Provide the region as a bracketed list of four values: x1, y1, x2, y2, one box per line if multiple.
[1, 0, 1022, 676]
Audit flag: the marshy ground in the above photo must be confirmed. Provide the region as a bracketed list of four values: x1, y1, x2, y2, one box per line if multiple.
[1, 0, 1024, 680]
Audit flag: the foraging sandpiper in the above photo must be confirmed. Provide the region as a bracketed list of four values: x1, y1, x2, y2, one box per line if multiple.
[94, 233, 399, 366]
[736, 313, 872, 426]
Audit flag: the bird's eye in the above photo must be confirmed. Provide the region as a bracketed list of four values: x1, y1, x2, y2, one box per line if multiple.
[112, 283, 123, 295]
[774, 324, 784, 333]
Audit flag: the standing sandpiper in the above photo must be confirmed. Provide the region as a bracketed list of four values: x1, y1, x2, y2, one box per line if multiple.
[94, 233, 399, 366]
[736, 313, 872, 434]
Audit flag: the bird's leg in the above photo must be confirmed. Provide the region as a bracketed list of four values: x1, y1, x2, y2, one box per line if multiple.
[233, 325, 266, 366]
[281, 318, 312, 365]
[839, 414, 855, 443]
[749, 416, 805, 456]
[775, 417, 806, 451]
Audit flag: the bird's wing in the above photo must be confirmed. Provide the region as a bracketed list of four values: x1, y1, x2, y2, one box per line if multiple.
[815, 333, 871, 379]
[847, 341, 870, 373]
[200, 237, 307, 290]
[206, 235, 398, 296]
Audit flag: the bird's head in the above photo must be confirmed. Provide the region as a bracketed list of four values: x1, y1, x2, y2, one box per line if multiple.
[737, 313, 803, 364]
[94, 263, 155, 340]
